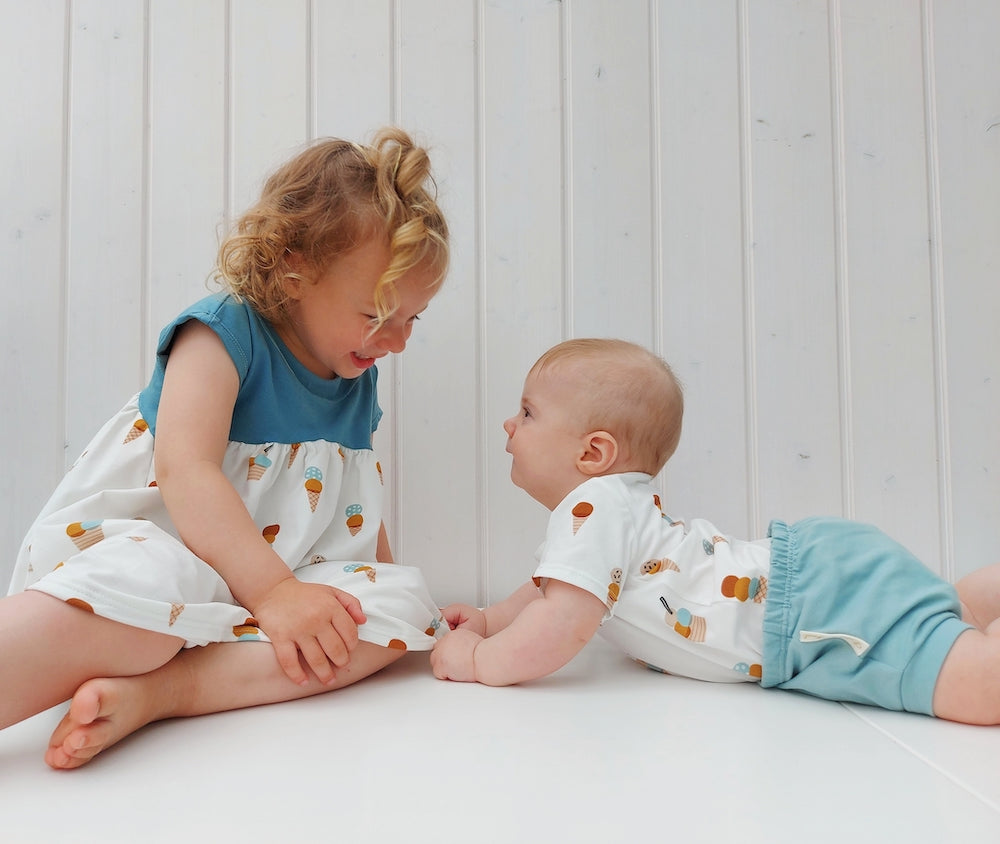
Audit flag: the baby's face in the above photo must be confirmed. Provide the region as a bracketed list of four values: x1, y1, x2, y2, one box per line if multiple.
[502, 369, 590, 510]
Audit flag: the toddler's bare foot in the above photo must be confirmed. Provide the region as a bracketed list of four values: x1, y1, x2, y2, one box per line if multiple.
[45, 675, 167, 770]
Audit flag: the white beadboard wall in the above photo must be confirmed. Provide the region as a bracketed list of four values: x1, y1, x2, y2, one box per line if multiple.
[1, 1, 997, 608]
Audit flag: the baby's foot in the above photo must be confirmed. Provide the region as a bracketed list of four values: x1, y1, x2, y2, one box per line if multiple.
[45, 676, 161, 770]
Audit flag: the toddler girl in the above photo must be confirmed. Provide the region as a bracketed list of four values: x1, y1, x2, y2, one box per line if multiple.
[3, 127, 450, 767]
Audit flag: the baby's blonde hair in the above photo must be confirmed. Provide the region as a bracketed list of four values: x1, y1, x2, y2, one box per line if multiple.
[215, 127, 449, 326]
[530, 338, 684, 475]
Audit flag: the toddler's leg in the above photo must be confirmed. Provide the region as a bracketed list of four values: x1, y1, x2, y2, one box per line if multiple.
[0, 591, 184, 730]
[46, 639, 405, 769]
[955, 563, 1000, 633]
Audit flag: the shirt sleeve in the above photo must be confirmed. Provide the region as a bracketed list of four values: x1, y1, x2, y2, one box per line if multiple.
[532, 477, 636, 619]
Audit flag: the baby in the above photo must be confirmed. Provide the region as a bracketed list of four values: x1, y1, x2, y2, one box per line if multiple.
[430, 338, 1000, 724]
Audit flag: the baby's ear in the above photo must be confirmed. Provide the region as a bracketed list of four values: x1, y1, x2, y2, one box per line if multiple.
[577, 431, 618, 476]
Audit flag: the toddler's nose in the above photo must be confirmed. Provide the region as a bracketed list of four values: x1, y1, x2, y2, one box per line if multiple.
[502, 417, 516, 437]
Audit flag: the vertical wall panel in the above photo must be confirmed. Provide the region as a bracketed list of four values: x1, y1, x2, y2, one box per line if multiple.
[0, 0, 67, 584]
[312, 0, 393, 140]
[147, 0, 227, 353]
[392, 0, 479, 603]
[838, 0, 942, 566]
[567, 1, 655, 343]
[746, 1, 844, 526]
[931, 1, 1000, 581]
[63, 1, 147, 459]
[656, 1, 750, 536]
[229, 0, 309, 212]
[480, 0, 564, 602]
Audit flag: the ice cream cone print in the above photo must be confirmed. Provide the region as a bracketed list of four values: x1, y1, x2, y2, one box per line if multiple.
[606, 567, 623, 606]
[123, 418, 148, 443]
[262, 524, 280, 544]
[247, 452, 272, 480]
[376, 461, 384, 485]
[641, 558, 680, 575]
[169, 603, 184, 626]
[345, 504, 364, 536]
[66, 520, 105, 551]
[571, 501, 594, 534]
[721, 574, 767, 603]
[287, 442, 301, 468]
[660, 597, 707, 642]
[345, 563, 376, 582]
[304, 466, 323, 512]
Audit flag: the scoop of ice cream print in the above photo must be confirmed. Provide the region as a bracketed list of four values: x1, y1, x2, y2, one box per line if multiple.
[66, 519, 105, 552]
[247, 452, 272, 481]
[233, 617, 261, 641]
[304, 466, 323, 512]
[262, 524, 280, 545]
[659, 596, 707, 642]
[344, 562, 375, 582]
[734, 661, 763, 679]
[345, 504, 364, 536]
[641, 558, 680, 575]
[123, 417, 148, 444]
[606, 567, 623, 606]
[721, 574, 768, 603]
[571, 501, 594, 535]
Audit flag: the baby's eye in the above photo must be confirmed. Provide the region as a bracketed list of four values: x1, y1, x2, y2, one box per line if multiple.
[521, 407, 531, 419]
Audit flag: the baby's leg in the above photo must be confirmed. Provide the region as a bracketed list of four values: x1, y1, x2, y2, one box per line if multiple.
[955, 563, 1000, 633]
[0, 591, 183, 730]
[46, 640, 405, 769]
[932, 628, 1000, 724]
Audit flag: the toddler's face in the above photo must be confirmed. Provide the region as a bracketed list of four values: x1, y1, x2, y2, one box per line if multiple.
[277, 238, 438, 380]
[502, 368, 589, 510]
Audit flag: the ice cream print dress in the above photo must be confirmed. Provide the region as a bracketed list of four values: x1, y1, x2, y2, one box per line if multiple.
[9, 294, 445, 652]
[531, 473, 771, 684]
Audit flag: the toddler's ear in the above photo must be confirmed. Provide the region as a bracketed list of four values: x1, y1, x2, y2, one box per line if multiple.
[577, 431, 618, 476]
[282, 251, 310, 299]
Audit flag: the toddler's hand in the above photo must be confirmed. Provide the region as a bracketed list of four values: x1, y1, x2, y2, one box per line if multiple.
[430, 628, 483, 682]
[440, 603, 487, 637]
[252, 578, 366, 685]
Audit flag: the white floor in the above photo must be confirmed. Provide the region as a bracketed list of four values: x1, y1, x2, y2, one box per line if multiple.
[2, 635, 998, 843]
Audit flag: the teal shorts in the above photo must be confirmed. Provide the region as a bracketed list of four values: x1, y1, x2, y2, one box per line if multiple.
[761, 517, 972, 715]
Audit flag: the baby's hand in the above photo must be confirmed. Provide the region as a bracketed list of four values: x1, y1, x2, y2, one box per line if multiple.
[252, 579, 366, 685]
[440, 603, 487, 637]
[430, 628, 483, 682]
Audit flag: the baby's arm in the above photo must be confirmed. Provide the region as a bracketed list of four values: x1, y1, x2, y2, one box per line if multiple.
[431, 579, 606, 685]
[154, 322, 364, 685]
[439, 581, 541, 638]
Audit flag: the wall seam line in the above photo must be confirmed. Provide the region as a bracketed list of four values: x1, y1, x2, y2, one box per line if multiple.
[921, 0, 955, 580]
[737, 0, 760, 532]
[828, 0, 855, 519]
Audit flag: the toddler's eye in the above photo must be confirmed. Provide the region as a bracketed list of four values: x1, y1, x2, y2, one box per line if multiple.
[521, 407, 531, 419]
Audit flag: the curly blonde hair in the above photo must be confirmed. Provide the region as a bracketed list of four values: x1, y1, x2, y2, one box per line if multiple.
[531, 338, 684, 475]
[215, 127, 449, 326]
